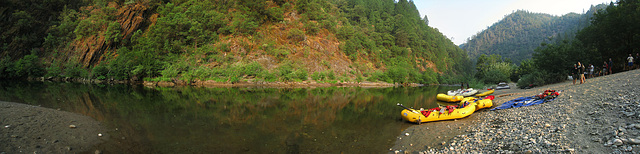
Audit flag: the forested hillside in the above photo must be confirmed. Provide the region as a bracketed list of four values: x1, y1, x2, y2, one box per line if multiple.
[0, 0, 473, 85]
[515, 0, 639, 88]
[461, 5, 606, 64]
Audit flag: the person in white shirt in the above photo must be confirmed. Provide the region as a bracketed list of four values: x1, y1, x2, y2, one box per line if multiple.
[589, 64, 594, 78]
[626, 54, 634, 71]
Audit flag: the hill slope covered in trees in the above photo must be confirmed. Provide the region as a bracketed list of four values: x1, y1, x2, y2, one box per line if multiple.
[460, 5, 606, 64]
[0, 0, 473, 85]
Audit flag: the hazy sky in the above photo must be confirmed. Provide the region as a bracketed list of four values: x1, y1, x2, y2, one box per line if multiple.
[414, 0, 614, 45]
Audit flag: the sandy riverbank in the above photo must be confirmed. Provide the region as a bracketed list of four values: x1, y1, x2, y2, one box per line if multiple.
[0, 101, 107, 153]
[392, 69, 640, 153]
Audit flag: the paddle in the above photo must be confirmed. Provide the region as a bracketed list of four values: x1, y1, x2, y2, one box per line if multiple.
[397, 103, 419, 113]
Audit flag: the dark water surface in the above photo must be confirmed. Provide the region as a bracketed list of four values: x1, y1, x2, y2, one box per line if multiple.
[0, 81, 459, 153]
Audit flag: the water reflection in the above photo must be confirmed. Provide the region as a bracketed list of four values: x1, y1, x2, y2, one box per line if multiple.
[0, 81, 457, 153]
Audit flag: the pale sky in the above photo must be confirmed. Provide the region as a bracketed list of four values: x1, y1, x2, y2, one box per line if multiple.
[414, 0, 614, 45]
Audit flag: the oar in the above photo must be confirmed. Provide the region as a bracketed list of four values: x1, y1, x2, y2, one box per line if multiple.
[397, 103, 419, 113]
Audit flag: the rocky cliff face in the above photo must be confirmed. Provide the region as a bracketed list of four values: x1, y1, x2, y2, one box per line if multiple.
[73, 2, 151, 67]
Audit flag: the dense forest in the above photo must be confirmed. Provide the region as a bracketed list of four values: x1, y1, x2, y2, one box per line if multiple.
[0, 0, 473, 85]
[461, 5, 606, 64]
[515, 0, 640, 87]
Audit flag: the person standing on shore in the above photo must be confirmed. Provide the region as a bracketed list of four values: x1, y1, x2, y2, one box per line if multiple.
[589, 64, 594, 78]
[609, 58, 614, 75]
[603, 61, 609, 76]
[571, 64, 579, 84]
[578, 62, 585, 84]
[626, 54, 634, 71]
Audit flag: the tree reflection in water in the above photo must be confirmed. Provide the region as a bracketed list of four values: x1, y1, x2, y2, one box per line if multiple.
[0, 81, 456, 153]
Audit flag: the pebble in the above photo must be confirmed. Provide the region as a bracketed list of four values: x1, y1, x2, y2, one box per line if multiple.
[628, 138, 640, 144]
[69, 125, 76, 128]
[614, 139, 624, 146]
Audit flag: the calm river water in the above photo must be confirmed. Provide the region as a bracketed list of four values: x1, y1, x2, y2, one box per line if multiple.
[0, 81, 460, 153]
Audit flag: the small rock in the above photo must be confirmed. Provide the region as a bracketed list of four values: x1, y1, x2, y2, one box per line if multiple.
[405, 133, 410, 136]
[4, 125, 9, 128]
[620, 127, 627, 132]
[614, 139, 624, 146]
[545, 124, 551, 128]
[628, 138, 640, 144]
[98, 133, 102, 137]
[69, 125, 76, 128]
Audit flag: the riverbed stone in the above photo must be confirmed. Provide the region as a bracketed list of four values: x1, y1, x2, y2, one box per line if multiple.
[614, 139, 624, 146]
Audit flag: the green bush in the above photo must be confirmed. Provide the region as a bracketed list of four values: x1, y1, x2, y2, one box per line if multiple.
[294, 69, 308, 81]
[517, 71, 545, 88]
[161, 62, 188, 79]
[241, 62, 264, 77]
[46, 63, 63, 77]
[230, 12, 258, 35]
[91, 64, 109, 79]
[421, 69, 438, 84]
[287, 28, 306, 43]
[304, 21, 319, 35]
[311, 71, 325, 81]
[277, 63, 294, 81]
[267, 6, 284, 22]
[14, 54, 44, 78]
[258, 70, 277, 82]
[0, 57, 16, 79]
[356, 74, 364, 82]
[64, 66, 88, 78]
[104, 21, 122, 44]
[326, 70, 336, 80]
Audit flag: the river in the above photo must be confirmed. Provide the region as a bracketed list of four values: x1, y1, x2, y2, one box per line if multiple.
[0, 81, 461, 153]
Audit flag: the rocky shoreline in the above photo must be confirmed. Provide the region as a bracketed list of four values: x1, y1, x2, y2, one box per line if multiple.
[392, 69, 640, 153]
[0, 101, 107, 153]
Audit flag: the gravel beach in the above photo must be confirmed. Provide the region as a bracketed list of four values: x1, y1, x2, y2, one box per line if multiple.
[0, 101, 107, 153]
[393, 69, 640, 153]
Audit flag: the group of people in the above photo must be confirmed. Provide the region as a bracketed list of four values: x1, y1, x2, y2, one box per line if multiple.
[572, 53, 640, 85]
[572, 62, 588, 84]
[625, 53, 640, 71]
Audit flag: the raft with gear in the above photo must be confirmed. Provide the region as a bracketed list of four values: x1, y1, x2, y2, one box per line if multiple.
[460, 95, 494, 111]
[447, 88, 478, 97]
[399, 95, 495, 124]
[436, 94, 464, 102]
[398, 103, 476, 124]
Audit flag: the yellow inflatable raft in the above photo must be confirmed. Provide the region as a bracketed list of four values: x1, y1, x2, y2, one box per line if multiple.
[399, 103, 476, 124]
[475, 89, 495, 97]
[460, 96, 494, 111]
[436, 93, 464, 102]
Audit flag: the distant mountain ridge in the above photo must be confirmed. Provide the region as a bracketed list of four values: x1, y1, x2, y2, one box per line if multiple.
[460, 4, 607, 64]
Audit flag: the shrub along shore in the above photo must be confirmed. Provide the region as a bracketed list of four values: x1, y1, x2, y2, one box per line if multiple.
[25, 76, 429, 88]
